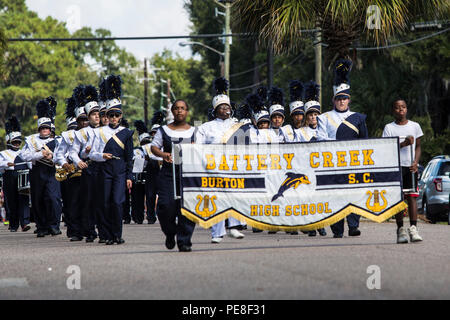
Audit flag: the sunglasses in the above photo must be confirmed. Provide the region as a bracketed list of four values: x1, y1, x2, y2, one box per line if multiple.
[107, 112, 122, 118]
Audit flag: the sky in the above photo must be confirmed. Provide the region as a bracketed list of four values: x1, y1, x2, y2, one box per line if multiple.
[25, 0, 195, 61]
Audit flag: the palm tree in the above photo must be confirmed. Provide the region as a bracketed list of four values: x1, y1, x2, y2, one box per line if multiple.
[233, 0, 449, 64]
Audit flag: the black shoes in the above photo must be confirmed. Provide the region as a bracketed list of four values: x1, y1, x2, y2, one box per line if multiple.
[85, 236, 95, 243]
[49, 228, 62, 236]
[333, 233, 343, 238]
[165, 236, 176, 250]
[22, 225, 31, 232]
[252, 228, 263, 233]
[318, 228, 327, 236]
[105, 240, 114, 245]
[178, 245, 192, 252]
[98, 239, 106, 244]
[123, 220, 131, 224]
[147, 217, 157, 224]
[114, 238, 125, 244]
[348, 227, 361, 237]
[70, 236, 83, 242]
[37, 231, 47, 238]
[308, 230, 317, 237]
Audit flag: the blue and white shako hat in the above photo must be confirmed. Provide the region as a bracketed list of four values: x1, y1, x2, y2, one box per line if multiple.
[333, 59, 352, 99]
[5, 116, 22, 143]
[304, 81, 321, 114]
[98, 78, 107, 114]
[82, 85, 100, 115]
[105, 74, 123, 113]
[36, 98, 53, 129]
[268, 86, 285, 119]
[246, 93, 270, 126]
[212, 77, 231, 112]
[64, 96, 78, 129]
[72, 85, 88, 119]
[289, 80, 305, 116]
[134, 120, 151, 143]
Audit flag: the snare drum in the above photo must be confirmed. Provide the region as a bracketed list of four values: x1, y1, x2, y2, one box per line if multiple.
[134, 171, 146, 184]
[17, 169, 30, 195]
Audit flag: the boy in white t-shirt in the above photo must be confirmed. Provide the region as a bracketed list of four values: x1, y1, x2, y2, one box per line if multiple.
[382, 99, 423, 244]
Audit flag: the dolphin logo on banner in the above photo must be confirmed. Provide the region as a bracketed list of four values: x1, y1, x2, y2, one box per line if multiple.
[271, 172, 310, 202]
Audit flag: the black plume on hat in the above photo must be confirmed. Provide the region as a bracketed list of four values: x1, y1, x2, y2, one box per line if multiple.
[106, 74, 122, 100]
[289, 80, 304, 102]
[304, 81, 320, 102]
[246, 93, 265, 114]
[46, 96, 57, 120]
[268, 87, 284, 106]
[334, 59, 352, 86]
[45, 96, 57, 109]
[5, 116, 21, 134]
[236, 103, 252, 121]
[72, 85, 86, 108]
[213, 77, 229, 95]
[98, 78, 107, 102]
[36, 99, 52, 118]
[65, 96, 76, 119]
[151, 110, 166, 126]
[83, 85, 99, 105]
[256, 86, 268, 102]
[134, 120, 148, 135]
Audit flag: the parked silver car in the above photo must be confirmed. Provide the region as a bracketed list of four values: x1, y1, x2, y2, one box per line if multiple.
[417, 155, 450, 224]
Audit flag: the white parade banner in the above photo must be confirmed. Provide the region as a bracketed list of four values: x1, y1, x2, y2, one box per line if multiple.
[179, 137, 407, 231]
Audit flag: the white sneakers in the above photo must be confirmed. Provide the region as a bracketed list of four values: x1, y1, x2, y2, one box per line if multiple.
[397, 225, 423, 243]
[229, 228, 245, 239]
[211, 237, 223, 244]
[211, 229, 245, 243]
[408, 225, 423, 242]
[397, 227, 409, 244]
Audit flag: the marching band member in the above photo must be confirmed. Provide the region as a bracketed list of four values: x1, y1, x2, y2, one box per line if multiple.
[298, 83, 327, 237]
[150, 99, 196, 252]
[298, 81, 321, 142]
[120, 117, 132, 224]
[0, 117, 31, 232]
[316, 59, 368, 238]
[247, 93, 280, 144]
[89, 75, 134, 245]
[130, 120, 151, 224]
[22, 98, 62, 237]
[268, 87, 287, 142]
[54, 96, 82, 241]
[195, 78, 246, 243]
[281, 80, 305, 142]
[141, 113, 164, 224]
[70, 85, 101, 242]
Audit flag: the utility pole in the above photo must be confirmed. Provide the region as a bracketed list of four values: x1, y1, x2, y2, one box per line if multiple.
[215, 0, 234, 86]
[314, 23, 322, 105]
[224, 1, 231, 82]
[143, 58, 149, 126]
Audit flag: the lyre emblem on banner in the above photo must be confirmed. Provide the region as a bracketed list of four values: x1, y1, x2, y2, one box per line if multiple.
[366, 189, 387, 212]
[195, 195, 217, 218]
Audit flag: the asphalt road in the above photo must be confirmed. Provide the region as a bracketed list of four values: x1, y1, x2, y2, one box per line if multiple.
[0, 219, 449, 300]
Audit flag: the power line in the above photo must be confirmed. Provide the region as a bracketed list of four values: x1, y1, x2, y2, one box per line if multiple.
[8, 33, 250, 42]
[229, 62, 267, 78]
